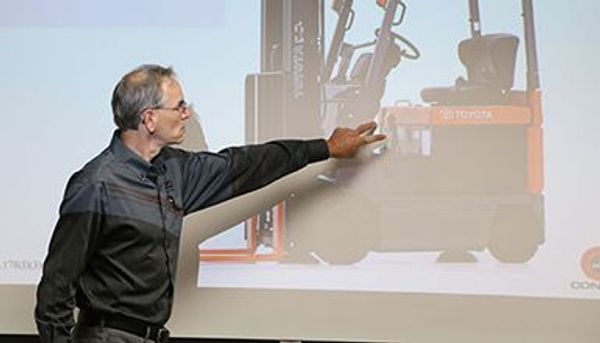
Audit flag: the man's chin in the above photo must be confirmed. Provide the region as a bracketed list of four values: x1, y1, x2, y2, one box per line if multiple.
[175, 132, 186, 145]
[166, 128, 186, 146]
[173, 137, 185, 146]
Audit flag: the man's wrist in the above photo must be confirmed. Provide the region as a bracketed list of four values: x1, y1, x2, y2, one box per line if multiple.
[306, 139, 330, 163]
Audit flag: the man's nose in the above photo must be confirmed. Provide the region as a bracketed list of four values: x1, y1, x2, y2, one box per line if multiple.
[181, 108, 191, 120]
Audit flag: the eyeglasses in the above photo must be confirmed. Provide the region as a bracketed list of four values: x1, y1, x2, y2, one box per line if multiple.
[153, 100, 190, 114]
[138, 100, 192, 122]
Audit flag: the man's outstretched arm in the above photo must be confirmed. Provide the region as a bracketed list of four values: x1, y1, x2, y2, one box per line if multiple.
[180, 121, 385, 214]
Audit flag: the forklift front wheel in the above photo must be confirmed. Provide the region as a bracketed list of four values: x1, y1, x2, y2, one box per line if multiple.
[314, 194, 375, 265]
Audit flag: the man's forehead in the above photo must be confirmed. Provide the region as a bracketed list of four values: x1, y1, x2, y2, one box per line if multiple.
[161, 78, 184, 99]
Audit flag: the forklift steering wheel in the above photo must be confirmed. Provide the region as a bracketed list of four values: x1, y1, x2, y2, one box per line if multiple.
[390, 31, 420, 60]
[376, 28, 420, 60]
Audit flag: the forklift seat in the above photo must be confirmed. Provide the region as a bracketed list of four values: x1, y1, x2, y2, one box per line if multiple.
[326, 52, 373, 101]
[421, 33, 519, 105]
[349, 52, 373, 84]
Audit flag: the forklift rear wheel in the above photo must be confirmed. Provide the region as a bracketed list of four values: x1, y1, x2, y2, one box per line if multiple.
[488, 206, 540, 263]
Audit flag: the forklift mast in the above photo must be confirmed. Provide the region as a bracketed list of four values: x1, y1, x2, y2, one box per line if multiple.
[254, 0, 325, 139]
[249, 0, 411, 139]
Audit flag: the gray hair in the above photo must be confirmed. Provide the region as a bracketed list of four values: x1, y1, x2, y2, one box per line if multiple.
[111, 64, 176, 130]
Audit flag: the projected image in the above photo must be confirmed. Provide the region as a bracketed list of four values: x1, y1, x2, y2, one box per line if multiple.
[199, 0, 542, 264]
[190, 0, 600, 300]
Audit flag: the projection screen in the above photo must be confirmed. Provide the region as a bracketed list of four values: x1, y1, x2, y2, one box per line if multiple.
[1, 0, 599, 342]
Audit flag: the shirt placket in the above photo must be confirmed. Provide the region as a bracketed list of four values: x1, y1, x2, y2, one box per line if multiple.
[155, 175, 175, 293]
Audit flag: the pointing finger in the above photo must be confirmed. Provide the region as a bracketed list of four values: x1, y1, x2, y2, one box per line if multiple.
[362, 133, 386, 145]
[354, 121, 377, 135]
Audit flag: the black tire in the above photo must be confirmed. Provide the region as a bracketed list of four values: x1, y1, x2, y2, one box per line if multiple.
[316, 240, 369, 265]
[488, 205, 541, 263]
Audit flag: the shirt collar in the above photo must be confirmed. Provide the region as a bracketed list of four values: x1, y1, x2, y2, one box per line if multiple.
[109, 130, 165, 179]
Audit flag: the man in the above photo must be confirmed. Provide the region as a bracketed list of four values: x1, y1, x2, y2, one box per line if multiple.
[35, 64, 385, 343]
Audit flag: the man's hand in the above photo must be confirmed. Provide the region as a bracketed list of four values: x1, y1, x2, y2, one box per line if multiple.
[326, 121, 386, 159]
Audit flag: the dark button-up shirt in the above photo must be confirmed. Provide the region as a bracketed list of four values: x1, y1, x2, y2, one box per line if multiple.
[35, 131, 329, 343]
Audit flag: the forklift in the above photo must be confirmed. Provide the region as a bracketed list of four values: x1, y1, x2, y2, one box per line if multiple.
[199, 0, 544, 264]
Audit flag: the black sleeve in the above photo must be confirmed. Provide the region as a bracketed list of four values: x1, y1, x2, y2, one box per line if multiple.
[181, 139, 329, 214]
[34, 174, 104, 343]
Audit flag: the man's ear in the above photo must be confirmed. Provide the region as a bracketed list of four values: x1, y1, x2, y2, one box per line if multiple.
[141, 109, 157, 134]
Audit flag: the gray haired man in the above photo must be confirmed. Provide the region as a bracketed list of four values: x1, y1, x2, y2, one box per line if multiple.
[35, 64, 385, 343]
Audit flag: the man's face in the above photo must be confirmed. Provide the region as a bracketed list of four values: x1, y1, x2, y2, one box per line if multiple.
[153, 78, 190, 146]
